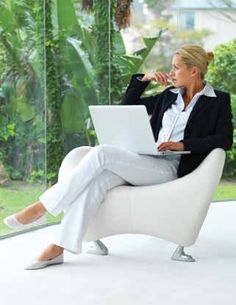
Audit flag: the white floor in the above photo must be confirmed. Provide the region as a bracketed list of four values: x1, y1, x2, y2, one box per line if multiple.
[1, 201, 236, 305]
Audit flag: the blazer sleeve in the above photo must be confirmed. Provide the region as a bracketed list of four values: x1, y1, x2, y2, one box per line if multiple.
[182, 93, 234, 153]
[121, 74, 161, 114]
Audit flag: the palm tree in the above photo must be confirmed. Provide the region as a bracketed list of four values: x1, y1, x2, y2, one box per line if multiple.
[0, 0, 163, 183]
[0, 0, 45, 181]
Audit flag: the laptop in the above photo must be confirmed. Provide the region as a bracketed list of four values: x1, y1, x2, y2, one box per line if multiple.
[88, 105, 191, 156]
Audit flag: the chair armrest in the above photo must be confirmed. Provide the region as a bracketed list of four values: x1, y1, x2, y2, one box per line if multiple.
[58, 146, 93, 181]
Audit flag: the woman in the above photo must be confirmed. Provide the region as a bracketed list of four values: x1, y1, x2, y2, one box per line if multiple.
[3, 44, 233, 270]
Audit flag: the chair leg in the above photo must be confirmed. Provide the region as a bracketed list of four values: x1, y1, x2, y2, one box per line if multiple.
[86, 240, 109, 256]
[171, 246, 195, 262]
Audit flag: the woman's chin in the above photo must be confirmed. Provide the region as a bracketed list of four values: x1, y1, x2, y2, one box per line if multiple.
[173, 81, 182, 88]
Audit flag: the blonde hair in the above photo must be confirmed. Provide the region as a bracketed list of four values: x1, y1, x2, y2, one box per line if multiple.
[175, 44, 214, 80]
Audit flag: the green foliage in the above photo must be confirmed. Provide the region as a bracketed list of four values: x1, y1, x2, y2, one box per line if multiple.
[45, 0, 64, 183]
[47, 171, 57, 186]
[0, 123, 16, 141]
[1, 0, 235, 185]
[207, 39, 236, 94]
[223, 95, 236, 178]
[58, 0, 163, 146]
[114, 29, 165, 96]
[207, 40, 236, 178]
[93, 0, 111, 104]
[0, 0, 46, 182]
[27, 170, 45, 183]
[51, 0, 98, 153]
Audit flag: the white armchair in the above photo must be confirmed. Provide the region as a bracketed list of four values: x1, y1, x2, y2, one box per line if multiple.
[58, 147, 225, 262]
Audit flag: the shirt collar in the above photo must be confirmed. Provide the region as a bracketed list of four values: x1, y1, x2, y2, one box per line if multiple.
[169, 81, 217, 98]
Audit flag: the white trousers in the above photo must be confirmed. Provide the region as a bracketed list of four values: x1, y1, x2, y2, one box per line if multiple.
[39, 144, 179, 253]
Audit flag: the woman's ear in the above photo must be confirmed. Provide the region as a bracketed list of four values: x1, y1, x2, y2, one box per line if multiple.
[191, 66, 200, 77]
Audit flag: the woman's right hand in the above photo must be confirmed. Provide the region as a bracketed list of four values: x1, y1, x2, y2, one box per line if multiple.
[141, 72, 171, 87]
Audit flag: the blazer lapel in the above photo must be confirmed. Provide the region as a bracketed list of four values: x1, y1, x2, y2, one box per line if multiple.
[186, 95, 209, 127]
[162, 93, 177, 112]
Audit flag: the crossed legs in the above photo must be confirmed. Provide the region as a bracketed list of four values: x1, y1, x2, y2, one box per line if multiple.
[8, 144, 178, 263]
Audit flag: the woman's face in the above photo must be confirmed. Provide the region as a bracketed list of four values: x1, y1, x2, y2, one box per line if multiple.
[169, 54, 195, 88]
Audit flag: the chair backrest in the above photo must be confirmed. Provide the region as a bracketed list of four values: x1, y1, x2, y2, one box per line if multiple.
[187, 148, 225, 198]
[128, 148, 226, 246]
[83, 148, 226, 245]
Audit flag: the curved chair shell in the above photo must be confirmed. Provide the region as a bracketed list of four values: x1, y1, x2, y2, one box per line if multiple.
[58, 147, 225, 247]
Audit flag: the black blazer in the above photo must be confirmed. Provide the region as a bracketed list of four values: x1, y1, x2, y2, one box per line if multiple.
[121, 74, 233, 177]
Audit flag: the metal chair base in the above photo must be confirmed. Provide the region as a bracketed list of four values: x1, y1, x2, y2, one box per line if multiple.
[86, 240, 109, 256]
[171, 246, 195, 262]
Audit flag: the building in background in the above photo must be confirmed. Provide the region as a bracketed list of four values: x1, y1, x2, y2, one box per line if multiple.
[122, 0, 236, 53]
[170, 0, 236, 49]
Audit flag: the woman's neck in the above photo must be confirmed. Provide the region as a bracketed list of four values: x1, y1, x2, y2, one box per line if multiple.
[184, 80, 205, 101]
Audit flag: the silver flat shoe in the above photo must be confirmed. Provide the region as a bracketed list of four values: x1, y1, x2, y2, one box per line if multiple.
[3, 213, 47, 230]
[24, 253, 64, 270]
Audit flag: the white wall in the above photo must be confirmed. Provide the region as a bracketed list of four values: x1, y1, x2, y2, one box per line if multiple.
[195, 9, 236, 50]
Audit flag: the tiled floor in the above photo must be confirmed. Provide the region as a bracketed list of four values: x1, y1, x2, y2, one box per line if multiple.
[1, 201, 236, 305]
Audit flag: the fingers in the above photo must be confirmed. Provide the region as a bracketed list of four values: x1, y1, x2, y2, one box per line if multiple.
[142, 72, 171, 86]
[154, 72, 170, 87]
[158, 142, 173, 151]
[157, 142, 184, 151]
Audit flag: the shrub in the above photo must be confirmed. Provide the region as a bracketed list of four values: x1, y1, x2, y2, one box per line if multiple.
[208, 40, 236, 178]
[208, 39, 236, 94]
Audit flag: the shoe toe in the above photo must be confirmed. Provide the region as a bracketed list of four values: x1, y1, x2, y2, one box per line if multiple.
[3, 215, 23, 229]
[24, 260, 47, 270]
[4, 214, 47, 230]
[24, 254, 64, 270]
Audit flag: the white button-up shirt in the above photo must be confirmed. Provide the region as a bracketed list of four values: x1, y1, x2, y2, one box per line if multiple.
[156, 82, 217, 149]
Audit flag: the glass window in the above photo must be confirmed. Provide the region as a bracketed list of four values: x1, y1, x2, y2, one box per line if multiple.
[0, 0, 47, 237]
[1, 1, 235, 239]
[179, 11, 195, 30]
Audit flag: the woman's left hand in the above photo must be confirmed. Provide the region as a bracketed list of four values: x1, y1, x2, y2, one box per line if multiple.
[158, 141, 184, 151]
